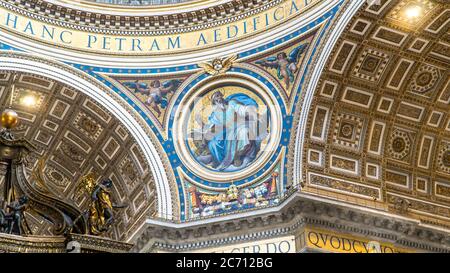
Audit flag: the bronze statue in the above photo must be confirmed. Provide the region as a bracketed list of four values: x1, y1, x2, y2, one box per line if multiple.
[0, 196, 31, 235]
[0, 205, 7, 232]
[90, 179, 115, 234]
[76, 174, 126, 236]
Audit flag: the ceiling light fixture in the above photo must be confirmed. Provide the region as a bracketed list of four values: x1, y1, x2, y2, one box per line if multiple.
[21, 95, 37, 107]
[405, 4, 422, 19]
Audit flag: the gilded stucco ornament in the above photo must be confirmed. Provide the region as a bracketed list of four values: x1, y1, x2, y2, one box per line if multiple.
[198, 55, 238, 76]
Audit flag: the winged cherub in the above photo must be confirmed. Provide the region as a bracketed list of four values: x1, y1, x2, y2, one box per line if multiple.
[255, 43, 309, 89]
[123, 79, 182, 117]
[198, 55, 238, 76]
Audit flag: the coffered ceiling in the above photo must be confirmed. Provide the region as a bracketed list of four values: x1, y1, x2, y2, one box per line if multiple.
[301, 0, 450, 228]
[0, 71, 157, 241]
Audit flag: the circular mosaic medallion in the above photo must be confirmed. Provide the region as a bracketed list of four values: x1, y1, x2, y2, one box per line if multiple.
[173, 75, 282, 182]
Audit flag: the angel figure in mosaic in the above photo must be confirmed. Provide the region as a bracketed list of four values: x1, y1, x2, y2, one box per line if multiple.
[123, 79, 182, 117]
[255, 43, 309, 89]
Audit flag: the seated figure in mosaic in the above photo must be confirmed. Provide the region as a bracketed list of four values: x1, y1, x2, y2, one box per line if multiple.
[194, 91, 269, 172]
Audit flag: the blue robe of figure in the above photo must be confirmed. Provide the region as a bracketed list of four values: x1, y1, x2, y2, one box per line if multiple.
[205, 93, 264, 171]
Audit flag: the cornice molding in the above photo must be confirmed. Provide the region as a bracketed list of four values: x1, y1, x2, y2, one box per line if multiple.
[131, 193, 450, 253]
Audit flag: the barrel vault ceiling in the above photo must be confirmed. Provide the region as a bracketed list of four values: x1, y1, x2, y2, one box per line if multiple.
[0, 71, 157, 241]
[301, 0, 450, 228]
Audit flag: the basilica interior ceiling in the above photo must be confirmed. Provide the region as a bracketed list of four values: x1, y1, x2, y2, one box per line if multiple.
[0, 72, 157, 241]
[299, 0, 450, 228]
[0, 0, 327, 227]
[0, 0, 448, 248]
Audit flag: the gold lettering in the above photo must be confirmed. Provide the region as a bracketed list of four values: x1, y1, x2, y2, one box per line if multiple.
[0, 0, 313, 54]
[305, 228, 413, 253]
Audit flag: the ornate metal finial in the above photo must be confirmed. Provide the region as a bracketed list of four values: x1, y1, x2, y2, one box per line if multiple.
[1, 73, 19, 141]
[0, 109, 18, 141]
[1, 109, 19, 130]
[198, 55, 238, 76]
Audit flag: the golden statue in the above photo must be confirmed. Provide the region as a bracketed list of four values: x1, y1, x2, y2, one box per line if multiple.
[77, 174, 125, 235]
